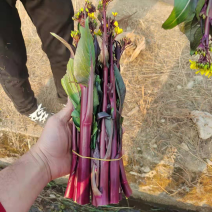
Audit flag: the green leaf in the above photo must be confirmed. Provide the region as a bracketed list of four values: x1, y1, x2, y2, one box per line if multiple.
[74, 18, 95, 85]
[179, 16, 202, 54]
[191, 26, 202, 54]
[196, 0, 205, 20]
[91, 117, 98, 149]
[162, 0, 198, 29]
[93, 86, 99, 108]
[105, 118, 113, 139]
[92, 120, 98, 137]
[95, 75, 103, 103]
[93, 75, 102, 115]
[72, 105, 81, 130]
[71, 109, 80, 118]
[114, 64, 126, 112]
[73, 116, 80, 130]
[67, 58, 81, 105]
[62, 58, 81, 108]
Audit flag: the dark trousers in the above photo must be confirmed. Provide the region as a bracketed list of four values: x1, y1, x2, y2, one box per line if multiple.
[0, 0, 74, 115]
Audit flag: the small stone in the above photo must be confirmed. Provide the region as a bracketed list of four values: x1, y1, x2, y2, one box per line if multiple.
[49, 194, 56, 198]
[206, 159, 212, 166]
[194, 76, 203, 83]
[130, 171, 143, 177]
[191, 110, 212, 140]
[144, 170, 156, 178]
[141, 166, 151, 173]
[184, 186, 190, 192]
[137, 147, 141, 150]
[133, 165, 140, 172]
[0, 133, 3, 137]
[151, 144, 157, 148]
[186, 81, 194, 89]
[177, 85, 182, 90]
[161, 119, 165, 123]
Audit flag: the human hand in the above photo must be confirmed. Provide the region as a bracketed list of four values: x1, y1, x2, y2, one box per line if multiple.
[31, 98, 74, 181]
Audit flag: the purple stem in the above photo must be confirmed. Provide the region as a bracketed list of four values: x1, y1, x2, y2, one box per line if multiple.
[77, 61, 94, 205]
[109, 35, 120, 204]
[65, 124, 78, 199]
[73, 131, 80, 202]
[96, 2, 111, 206]
[120, 158, 132, 198]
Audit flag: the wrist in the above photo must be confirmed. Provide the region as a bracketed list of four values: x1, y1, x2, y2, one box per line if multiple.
[0, 147, 51, 212]
[29, 144, 52, 183]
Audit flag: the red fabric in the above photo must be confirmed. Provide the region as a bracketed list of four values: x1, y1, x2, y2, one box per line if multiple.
[0, 203, 6, 212]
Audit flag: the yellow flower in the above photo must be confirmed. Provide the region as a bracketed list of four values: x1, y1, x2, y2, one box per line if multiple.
[114, 21, 118, 27]
[80, 8, 84, 12]
[189, 60, 197, 70]
[115, 26, 123, 35]
[200, 69, 205, 75]
[205, 70, 210, 76]
[86, 8, 89, 12]
[71, 30, 79, 38]
[94, 29, 102, 36]
[119, 28, 123, 34]
[112, 12, 118, 17]
[88, 12, 95, 19]
[71, 31, 75, 37]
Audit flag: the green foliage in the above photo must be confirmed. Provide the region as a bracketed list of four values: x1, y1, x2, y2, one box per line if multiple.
[61, 58, 81, 108]
[72, 104, 81, 131]
[93, 86, 99, 109]
[179, 17, 202, 55]
[114, 64, 126, 112]
[53, 18, 96, 133]
[162, 0, 198, 29]
[162, 0, 206, 54]
[74, 18, 95, 86]
[196, 0, 205, 20]
[91, 117, 98, 149]
[105, 117, 113, 140]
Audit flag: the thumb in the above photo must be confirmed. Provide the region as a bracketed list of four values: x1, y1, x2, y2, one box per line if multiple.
[56, 98, 74, 122]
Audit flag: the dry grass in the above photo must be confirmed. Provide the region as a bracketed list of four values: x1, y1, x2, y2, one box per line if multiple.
[1, 0, 212, 208]
[111, 0, 212, 207]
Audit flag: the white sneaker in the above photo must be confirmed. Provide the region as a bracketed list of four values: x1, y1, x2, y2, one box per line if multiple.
[29, 104, 51, 125]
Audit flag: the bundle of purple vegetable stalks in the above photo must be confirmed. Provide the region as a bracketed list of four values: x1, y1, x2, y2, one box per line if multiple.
[51, 0, 132, 206]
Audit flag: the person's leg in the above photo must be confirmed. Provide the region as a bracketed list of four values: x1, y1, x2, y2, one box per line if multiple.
[0, 0, 37, 115]
[22, 0, 74, 104]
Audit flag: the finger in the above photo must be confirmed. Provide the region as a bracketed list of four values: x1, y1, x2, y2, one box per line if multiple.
[68, 121, 73, 133]
[56, 97, 74, 122]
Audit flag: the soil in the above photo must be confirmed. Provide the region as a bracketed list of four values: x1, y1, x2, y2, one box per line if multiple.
[29, 181, 195, 212]
[1, 0, 212, 211]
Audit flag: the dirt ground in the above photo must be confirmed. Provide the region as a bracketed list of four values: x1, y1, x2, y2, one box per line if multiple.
[1, 0, 212, 211]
